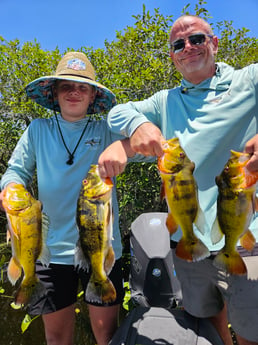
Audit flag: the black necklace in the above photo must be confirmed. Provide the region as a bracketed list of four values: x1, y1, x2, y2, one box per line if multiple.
[55, 114, 90, 165]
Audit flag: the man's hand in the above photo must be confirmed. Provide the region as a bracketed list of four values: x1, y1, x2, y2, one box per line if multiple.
[244, 134, 258, 172]
[130, 122, 164, 157]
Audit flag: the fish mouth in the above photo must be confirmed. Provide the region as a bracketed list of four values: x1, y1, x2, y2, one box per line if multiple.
[158, 164, 175, 174]
[227, 150, 258, 188]
[158, 168, 172, 174]
[157, 158, 170, 173]
[4, 205, 27, 212]
[158, 155, 181, 174]
[4, 198, 31, 211]
[228, 150, 251, 173]
[161, 140, 179, 153]
[230, 150, 250, 164]
[91, 192, 111, 199]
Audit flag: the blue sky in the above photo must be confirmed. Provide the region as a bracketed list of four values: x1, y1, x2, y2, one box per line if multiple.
[1, 0, 257, 54]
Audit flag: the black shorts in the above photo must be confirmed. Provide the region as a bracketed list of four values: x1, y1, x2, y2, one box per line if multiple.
[27, 259, 124, 316]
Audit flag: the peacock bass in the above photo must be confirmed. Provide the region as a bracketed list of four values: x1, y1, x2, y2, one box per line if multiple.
[2, 184, 49, 306]
[76, 165, 116, 303]
[211, 150, 258, 275]
[158, 137, 210, 262]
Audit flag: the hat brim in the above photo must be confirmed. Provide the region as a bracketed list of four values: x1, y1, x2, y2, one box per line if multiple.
[25, 75, 116, 114]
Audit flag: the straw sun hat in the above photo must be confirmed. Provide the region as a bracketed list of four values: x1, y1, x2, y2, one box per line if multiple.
[25, 51, 116, 114]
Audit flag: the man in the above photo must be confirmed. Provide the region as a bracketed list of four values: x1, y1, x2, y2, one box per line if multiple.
[99, 15, 258, 345]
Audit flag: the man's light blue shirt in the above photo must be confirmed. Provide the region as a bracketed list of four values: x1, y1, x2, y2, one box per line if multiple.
[108, 62, 258, 251]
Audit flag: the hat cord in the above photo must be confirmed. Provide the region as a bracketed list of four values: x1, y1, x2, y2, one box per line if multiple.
[55, 114, 91, 165]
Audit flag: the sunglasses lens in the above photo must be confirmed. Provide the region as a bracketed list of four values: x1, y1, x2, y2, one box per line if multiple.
[172, 39, 185, 53]
[171, 33, 208, 53]
[189, 34, 206, 45]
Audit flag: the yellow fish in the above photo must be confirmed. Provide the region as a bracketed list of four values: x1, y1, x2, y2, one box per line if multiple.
[76, 165, 116, 303]
[158, 138, 210, 262]
[211, 150, 258, 275]
[2, 184, 49, 306]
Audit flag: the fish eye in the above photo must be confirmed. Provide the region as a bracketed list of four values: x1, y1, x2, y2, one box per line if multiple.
[179, 152, 185, 158]
[83, 179, 88, 185]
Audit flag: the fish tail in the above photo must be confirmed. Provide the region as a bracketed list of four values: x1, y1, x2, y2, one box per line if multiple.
[86, 277, 116, 304]
[7, 257, 22, 285]
[176, 237, 210, 262]
[14, 276, 40, 306]
[100, 278, 117, 303]
[213, 250, 247, 275]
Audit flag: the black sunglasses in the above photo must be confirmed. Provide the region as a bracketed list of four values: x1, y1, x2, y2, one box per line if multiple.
[170, 33, 213, 54]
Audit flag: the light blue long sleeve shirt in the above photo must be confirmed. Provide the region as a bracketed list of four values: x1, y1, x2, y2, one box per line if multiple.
[1, 114, 128, 264]
[108, 62, 258, 251]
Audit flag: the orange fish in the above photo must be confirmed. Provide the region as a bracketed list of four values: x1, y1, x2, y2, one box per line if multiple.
[2, 184, 49, 306]
[75, 165, 116, 303]
[211, 150, 258, 275]
[158, 138, 210, 262]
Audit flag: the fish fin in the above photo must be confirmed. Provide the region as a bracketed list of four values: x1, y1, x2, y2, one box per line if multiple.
[251, 193, 257, 214]
[213, 250, 247, 275]
[41, 213, 49, 254]
[6, 215, 20, 240]
[255, 196, 258, 212]
[14, 276, 42, 307]
[239, 230, 256, 252]
[194, 206, 208, 235]
[211, 218, 224, 244]
[86, 277, 116, 304]
[104, 247, 115, 275]
[38, 245, 51, 267]
[106, 200, 114, 243]
[166, 213, 178, 234]
[160, 182, 166, 202]
[38, 213, 51, 266]
[6, 228, 11, 244]
[41, 213, 49, 239]
[74, 240, 90, 271]
[176, 237, 210, 262]
[7, 257, 22, 285]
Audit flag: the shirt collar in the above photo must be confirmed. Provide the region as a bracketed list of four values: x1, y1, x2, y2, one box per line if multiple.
[180, 62, 234, 92]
